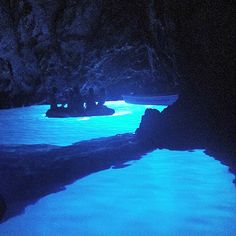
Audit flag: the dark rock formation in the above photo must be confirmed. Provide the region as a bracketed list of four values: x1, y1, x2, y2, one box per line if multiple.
[0, 0, 177, 108]
[136, 108, 162, 146]
[136, 1, 235, 156]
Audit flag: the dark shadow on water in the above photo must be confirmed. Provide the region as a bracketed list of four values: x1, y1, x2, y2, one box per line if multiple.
[154, 141, 236, 186]
[0, 133, 235, 223]
[0, 133, 155, 223]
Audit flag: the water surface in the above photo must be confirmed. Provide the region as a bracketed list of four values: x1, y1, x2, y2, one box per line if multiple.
[0, 101, 164, 146]
[0, 102, 235, 235]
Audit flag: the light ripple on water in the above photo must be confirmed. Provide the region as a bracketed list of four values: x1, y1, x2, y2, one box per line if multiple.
[0, 101, 236, 235]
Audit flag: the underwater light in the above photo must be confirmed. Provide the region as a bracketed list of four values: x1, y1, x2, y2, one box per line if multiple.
[112, 111, 132, 116]
[77, 117, 90, 121]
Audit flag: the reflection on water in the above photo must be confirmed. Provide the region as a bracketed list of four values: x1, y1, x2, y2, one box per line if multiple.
[0, 101, 236, 235]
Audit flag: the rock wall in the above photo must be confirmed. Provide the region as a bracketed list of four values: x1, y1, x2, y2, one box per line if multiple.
[0, 0, 177, 108]
[137, 1, 235, 154]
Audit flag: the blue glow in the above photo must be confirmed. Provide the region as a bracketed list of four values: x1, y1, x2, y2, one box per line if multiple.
[0, 101, 236, 235]
[0, 101, 166, 146]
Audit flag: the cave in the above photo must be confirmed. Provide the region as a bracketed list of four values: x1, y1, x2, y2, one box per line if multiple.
[0, 0, 235, 234]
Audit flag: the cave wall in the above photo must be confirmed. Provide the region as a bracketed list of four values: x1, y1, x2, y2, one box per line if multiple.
[0, 0, 178, 108]
[137, 0, 235, 152]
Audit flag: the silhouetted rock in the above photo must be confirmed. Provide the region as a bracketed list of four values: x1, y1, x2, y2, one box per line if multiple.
[136, 105, 209, 149]
[136, 108, 162, 146]
[135, 1, 235, 155]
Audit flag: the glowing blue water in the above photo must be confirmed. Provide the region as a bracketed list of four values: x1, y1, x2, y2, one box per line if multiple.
[0, 101, 165, 146]
[0, 101, 236, 235]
